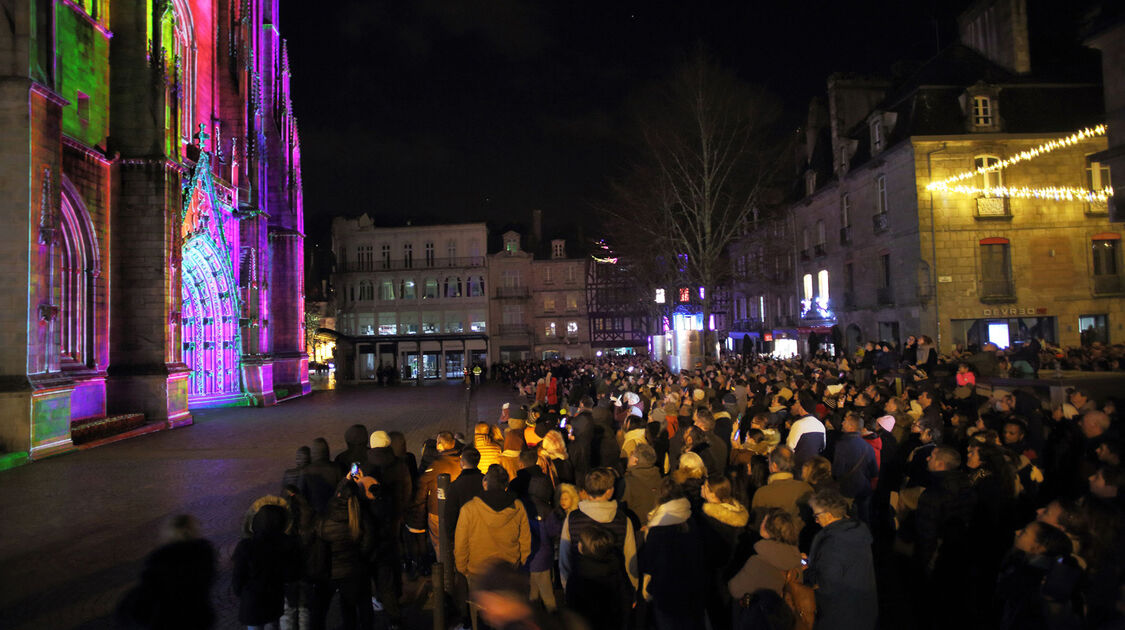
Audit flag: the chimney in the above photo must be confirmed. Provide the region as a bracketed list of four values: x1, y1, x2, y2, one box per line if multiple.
[958, 0, 1031, 74]
[826, 74, 888, 172]
[531, 209, 543, 246]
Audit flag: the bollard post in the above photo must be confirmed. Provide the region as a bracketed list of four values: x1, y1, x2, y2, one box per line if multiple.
[432, 561, 446, 630]
[436, 472, 454, 594]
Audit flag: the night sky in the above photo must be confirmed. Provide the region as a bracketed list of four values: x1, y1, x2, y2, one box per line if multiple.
[278, 0, 1086, 246]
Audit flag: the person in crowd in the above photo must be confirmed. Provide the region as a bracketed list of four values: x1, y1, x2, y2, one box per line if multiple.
[804, 488, 877, 630]
[232, 497, 300, 630]
[640, 479, 708, 630]
[282, 446, 310, 497]
[454, 466, 532, 630]
[728, 507, 803, 607]
[470, 560, 590, 630]
[509, 448, 547, 500]
[995, 521, 1079, 630]
[559, 468, 639, 623]
[304, 437, 342, 515]
[524, 476, 558, 613]
[694, 408, 729, 476]
[621, 443, 662, 526]
[314, 480, 376, 630]
[334, 424, 370, 471]
[407, 431, 462, 558]
[786, 392, 826, 473]
[539, 428, 575, 487]
[698, 474, 751, 629]
[116, 514, 217, 630]
[831, 410, 879, 526]
[473, 422, 504, 474]
[751, 445, 813, 522]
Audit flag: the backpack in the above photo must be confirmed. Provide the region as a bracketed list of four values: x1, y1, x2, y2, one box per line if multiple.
[782, 568, 816, 630]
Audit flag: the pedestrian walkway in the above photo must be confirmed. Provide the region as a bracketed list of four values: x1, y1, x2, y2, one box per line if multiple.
[0, 381, 512, 630]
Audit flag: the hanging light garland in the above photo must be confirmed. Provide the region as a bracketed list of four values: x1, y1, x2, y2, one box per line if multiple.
[926, 124, 1111, 201]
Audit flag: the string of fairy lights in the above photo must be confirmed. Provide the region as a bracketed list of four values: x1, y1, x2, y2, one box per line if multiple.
[926, 124, 1113, 202]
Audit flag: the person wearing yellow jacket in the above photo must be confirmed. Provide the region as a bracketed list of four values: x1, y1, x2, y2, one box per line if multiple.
[454, 466, 533, 630]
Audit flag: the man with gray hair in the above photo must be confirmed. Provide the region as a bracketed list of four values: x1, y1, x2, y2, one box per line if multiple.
[622, 442, 662, 522]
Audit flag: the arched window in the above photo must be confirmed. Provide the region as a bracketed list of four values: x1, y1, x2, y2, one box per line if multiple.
[160, 1, 196, 152]
[59, 181, 99, 368]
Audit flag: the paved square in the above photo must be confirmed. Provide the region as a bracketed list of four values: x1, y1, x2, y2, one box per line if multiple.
[0, 381, 512, 630]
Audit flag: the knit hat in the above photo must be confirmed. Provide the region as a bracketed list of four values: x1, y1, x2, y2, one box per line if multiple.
[876, 415, 895, 433]
[777, 387, 793, 401]
[369, 430, 391, 448]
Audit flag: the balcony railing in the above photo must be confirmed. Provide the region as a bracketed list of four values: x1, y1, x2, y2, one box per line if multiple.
[814, 244, 827, 257]
[839, 226, 852, 245]
[872, 213, 889, 233]
[337, 256, 486, 273]
[876, 286, 894, 305]
[495, 286, 530, 299]
[975, 197, 1010, 219]
[800, 249, 811, 261]
[1093, 274, 1123, 295]
[980, 278, 1015, 302]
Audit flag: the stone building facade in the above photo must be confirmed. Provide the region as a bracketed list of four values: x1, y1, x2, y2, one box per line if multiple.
[531, 239, 591, 360]
[331, 216, 489, 381]
[0, 0, 309, 460]
[732, 0, 1119, 357]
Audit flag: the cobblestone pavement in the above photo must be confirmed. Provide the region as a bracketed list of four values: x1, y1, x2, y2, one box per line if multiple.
[0, 381, 513, 630]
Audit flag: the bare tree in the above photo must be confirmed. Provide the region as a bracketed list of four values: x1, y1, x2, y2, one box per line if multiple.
[601, 51, 785, 359]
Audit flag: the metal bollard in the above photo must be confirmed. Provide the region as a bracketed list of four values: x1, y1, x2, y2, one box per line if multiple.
[436, 473, 455, 593]
[432, 561, 446, 630]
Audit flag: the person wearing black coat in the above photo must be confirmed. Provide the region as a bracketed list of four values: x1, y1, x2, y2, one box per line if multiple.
[640, 481, 709, 630]
[443, 448, 486, 629]
[831, 413, 879, 527]
[912, 447, 978, 629]
[804, 489, 878, 630]
[313, 480, 377, 630]
[232, 500, 301, 629]
[334, 424, 370, 471]
[305, 438, 343, 515]
[116, 514, 216, 630]
[282, 446, 311, 496]
[568, 409, 596, 483]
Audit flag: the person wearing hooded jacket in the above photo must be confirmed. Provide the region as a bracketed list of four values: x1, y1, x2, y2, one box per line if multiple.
[282, 446, 311, 497]
[640, 479, 708, 630]
[728, 507, 803, 600]
[231, 497, 301, 630]
[334, 424, 370, 472]
[304, 438, 343, 515]
[804, 488, 878, 630]
[455, 466, 532, 630]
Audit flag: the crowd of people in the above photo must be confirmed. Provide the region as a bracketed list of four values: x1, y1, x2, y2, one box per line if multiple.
[117, 342, 1123, 630]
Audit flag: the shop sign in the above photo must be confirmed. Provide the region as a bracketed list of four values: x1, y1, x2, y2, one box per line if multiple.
[981, 306, 1048, 317]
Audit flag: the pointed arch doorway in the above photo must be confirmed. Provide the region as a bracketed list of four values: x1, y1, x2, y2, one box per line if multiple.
[181, 152, 250, 407]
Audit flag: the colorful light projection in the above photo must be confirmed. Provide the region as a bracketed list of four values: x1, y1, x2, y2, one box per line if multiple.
[926, 125, 1113, 202]
[181, 150, 248, 407]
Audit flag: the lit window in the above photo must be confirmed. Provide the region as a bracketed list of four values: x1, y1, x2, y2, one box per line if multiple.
[655, 288, 666, 303]
[803, 274, 813, 301]
[975, 155, 1002, 190]
[1092, 236, 1120, 276]
[470, 313, 486, 332]
[973, 96, 992, 126]
[380, 280, 395, 301]
[544, 296, 556, 311]
[699, 287, 706, 300]
[566, 294, 578, 310]
[545, 322, 556, 337]
[400, 279, 416, 300]
[679, 287, 691, 302]
[817, 270, 829, 304]
[1087, 158, 1112, 191]
[567, 321, 578, 335]
[423, 278, 439, 299]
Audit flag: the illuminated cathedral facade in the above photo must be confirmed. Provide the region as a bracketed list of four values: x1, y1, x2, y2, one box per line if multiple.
[0, 0, 309, 461]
